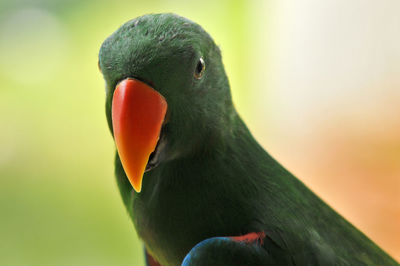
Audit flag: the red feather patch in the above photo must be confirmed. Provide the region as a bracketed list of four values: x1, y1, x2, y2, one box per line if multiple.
[229, 232, 266, 245]
[146, 252, 161, 266]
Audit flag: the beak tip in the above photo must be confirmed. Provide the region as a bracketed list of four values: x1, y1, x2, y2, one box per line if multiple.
[133, 183, 142, 193]
[127, 172, 143, 193]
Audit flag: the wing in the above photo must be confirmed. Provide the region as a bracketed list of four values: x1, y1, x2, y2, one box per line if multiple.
[182, 232, 292, 266]
[181, 230, 356, 266]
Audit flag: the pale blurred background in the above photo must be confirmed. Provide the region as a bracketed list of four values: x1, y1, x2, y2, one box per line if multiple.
[0, 0, 399, 265]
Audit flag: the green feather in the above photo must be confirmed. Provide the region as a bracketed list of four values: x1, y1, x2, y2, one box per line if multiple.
[99, 13, 398, 266]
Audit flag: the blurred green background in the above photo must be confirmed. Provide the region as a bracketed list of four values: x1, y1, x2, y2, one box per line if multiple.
[0, 0, 399, 265]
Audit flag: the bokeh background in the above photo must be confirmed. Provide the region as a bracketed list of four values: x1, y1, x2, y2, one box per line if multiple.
[0, 0, 399, 265]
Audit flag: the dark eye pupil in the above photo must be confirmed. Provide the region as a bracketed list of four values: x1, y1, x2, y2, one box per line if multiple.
[196, 61, 203, 73]
[194, 57, 205, 79]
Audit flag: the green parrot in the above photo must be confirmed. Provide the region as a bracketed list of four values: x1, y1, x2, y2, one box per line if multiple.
[98, 13, 398, 266]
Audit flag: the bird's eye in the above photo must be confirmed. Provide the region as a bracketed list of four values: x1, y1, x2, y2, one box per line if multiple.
[194, 57, 205, 79]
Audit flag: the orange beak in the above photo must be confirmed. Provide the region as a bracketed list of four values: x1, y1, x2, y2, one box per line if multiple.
[112, 78, 167, 192]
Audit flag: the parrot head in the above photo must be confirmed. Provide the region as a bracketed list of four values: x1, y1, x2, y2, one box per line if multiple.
[99, 13, 233, 192]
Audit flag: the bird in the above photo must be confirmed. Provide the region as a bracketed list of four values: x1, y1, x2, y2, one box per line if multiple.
[98, 13, 398, 266]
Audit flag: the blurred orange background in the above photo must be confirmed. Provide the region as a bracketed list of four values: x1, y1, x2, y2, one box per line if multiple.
[249, 1, 400, 261]
[0, 0, 398, 265]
